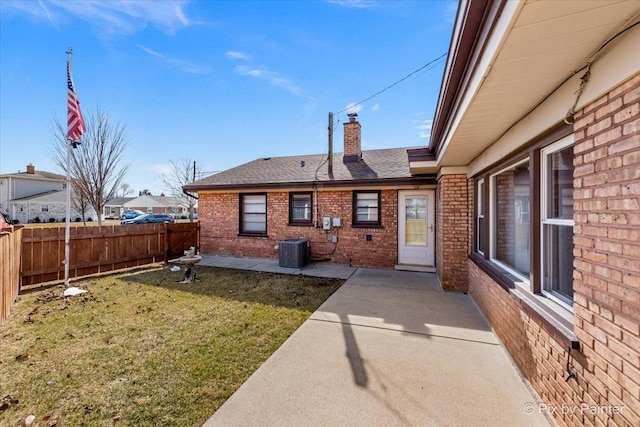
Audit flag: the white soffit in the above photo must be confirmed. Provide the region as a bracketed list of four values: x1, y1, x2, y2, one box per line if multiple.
[440, 0, 640, 167]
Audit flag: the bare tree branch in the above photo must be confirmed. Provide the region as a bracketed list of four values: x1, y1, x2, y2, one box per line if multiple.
[119, 183, 133, 197]
[160, 159, 200, 222]
[49, 107, 130, 230]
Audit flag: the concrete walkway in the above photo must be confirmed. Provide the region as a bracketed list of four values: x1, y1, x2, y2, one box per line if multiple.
[201, 257, 551, 427]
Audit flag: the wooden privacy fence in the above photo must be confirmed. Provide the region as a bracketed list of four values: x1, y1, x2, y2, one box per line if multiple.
[1, 227, 23, 326]
[21, 222, 199, 286]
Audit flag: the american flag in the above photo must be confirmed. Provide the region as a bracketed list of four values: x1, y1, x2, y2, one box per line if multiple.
[67, 60, 85, 141]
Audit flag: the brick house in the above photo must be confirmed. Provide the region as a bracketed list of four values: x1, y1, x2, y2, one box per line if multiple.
[186, 1, 639, 425]
[420, 1, 638, 426]
[184, 113, 437, 270]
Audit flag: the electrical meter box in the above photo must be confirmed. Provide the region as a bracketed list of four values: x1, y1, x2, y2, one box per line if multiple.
[322, 217, 331, 230]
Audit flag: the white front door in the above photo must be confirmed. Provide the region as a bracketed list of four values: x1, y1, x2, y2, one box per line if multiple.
[398, 190, 435, 268]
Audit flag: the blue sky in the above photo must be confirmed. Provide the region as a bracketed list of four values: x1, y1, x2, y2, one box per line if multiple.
[0, 0, 455, 195]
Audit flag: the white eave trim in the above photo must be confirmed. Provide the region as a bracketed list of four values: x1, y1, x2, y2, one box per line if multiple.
[436, 0, 525, 165]
[408, 160, 438, 175]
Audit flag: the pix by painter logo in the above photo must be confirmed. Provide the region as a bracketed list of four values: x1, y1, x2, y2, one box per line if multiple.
[523, 402, 625, 416]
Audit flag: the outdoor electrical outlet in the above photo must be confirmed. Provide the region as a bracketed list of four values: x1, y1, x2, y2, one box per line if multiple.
[331, 235, 338, 243]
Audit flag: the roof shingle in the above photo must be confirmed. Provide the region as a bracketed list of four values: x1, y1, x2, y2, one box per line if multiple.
[186, 147, 425, 190]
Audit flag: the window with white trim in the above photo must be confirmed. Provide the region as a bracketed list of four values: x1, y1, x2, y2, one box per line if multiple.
[473, 131, 576, 326]
[541, 137, 574, 307]
[490, 159, 531, 281]
[477, 179, 485, 254]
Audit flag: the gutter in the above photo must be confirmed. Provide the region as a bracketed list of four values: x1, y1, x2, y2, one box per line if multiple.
[182, 176, 437, 193]
[429, 0, 505, 157]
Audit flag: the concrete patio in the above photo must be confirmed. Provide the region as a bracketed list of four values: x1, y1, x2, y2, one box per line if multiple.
[200, 256, 551, 426]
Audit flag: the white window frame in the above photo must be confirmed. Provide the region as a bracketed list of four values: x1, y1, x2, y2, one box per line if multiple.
[477, 178, 485, 255]
[489, 158, 531, 285]
[540, 135, 575, 310]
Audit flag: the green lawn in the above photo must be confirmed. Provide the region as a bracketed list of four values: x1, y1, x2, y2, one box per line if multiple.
[0, 267, 342, 426]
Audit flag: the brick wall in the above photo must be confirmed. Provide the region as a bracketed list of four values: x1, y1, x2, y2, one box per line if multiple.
[343, 117, 362, 161]
[572, 72, 640, 426]
[468, 73, 640, 427]
[436, 174, 469, 291]
[198, 189, 399, 268]
[469, 262, 595, 426]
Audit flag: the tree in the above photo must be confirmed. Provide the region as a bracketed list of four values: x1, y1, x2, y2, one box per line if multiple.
[50, 107, 130, 230]
[119, 183, 133, 197]
[70, 179, 91, 225]
[160, 159, 201, 222]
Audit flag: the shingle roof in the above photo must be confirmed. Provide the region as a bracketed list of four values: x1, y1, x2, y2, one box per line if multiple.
[0, 170, 64, 181]
[106, 197, 135, 206]
[147, 195, 185, 206]
[185, 147, 429, 191]
[12, 190, 66, 202]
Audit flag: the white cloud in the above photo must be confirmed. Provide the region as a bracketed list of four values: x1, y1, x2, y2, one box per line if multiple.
[344, 102, 363, 114]
[416, 119, 433, 139]
[235, 65, 302, 96]
[3, 0, 191, 35]
[371, 103, 380, 112]
[140, 46, 211, 74]
[225, 51, 251, 61]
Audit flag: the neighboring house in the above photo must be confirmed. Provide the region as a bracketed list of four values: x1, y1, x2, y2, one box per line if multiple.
[123, 195, 191, 217]
[10, 190, 97, 223]
[420, 1, 637, 426]
[0, 164, 64, 222]
[103, 197, 135, 219]
[186, 1, 639, 426]
[184, 114, 437, 270]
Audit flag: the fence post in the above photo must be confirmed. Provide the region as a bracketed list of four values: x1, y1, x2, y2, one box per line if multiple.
[164, 223, 169, 265]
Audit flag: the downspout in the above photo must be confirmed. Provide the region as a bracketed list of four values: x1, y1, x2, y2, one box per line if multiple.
[183, 188, 198, 200]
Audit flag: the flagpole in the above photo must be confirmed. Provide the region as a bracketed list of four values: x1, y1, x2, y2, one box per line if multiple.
[64, 47, 73, 287]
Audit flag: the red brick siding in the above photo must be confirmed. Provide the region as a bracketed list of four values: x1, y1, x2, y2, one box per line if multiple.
[468, 73, 640, 427]
[343, 120, 362, 159]
[198, 189, 398, 268]
[572, 72, 640, 427]
[469, 262, 596, 427]
[436, 174, 469, 291]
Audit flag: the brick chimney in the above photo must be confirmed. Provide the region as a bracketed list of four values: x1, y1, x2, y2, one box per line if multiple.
[343, 113, 361, 163]
[26, 164, 35, 174]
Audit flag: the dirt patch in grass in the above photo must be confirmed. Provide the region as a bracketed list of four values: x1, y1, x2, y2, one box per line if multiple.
[0, 266, 343, 426]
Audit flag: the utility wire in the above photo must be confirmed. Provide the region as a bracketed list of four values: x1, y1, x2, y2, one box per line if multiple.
[492, 21, 640, 143]
[335, 52, 447, 115]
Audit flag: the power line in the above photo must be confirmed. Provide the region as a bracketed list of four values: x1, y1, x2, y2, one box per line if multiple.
[335, 52, 448, 115]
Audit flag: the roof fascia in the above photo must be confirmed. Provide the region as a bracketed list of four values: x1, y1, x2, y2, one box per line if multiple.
[183, 176, 437, 192]
[429, 0, 511, 158]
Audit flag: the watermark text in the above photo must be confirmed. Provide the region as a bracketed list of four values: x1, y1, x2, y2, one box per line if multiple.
[523, 402, 625, 416]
